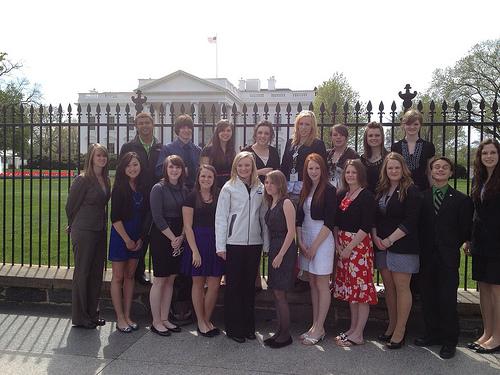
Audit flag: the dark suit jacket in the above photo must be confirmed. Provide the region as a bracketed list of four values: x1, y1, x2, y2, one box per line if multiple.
[472, 191, 500, 258]
[375, 184, 422, 255]
[119, 136, 162, 192]
[297, 183, 337, 231]
[66, 175, 110, 231]
[419, 186, 473, 268]
[280, 138, 327, 181]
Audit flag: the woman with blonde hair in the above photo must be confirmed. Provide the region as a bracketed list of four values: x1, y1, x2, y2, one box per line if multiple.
[372, 152, 422, 349]
[280, 110, 327, 202]
[215, 151, 269, 343]
[66, 143, 111, 329]
[263, 170, 297, 348]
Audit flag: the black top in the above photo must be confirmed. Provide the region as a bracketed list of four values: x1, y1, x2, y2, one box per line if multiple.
[265, 198, 295, 241]
[280, 138, 327, 181]
[360, 154, 385, 193]
[375, 184, 422, 255]
[419, 186, 473, 267]
[110, 184, 148, 223]
[391, 139, 435, 191]
[201, 145, 235, 187]
[471, 189, 500, 258]
[336, 189, 376, 233]
[183, 190, 217, 228]
[326, 147, 359, 184]
[241, 145, 280, 183]
[119, 136, 162, 193]
[296, 183, 337, 231]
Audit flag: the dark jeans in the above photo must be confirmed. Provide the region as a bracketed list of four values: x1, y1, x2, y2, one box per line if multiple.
[224, 244, 262, 337]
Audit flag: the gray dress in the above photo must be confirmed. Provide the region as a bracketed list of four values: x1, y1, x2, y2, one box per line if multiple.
[265, 198, 297, 291]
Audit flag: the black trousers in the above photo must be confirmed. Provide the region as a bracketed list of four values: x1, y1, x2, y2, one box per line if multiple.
[224, 244, 262, 337]
[419, 256, 459, 346]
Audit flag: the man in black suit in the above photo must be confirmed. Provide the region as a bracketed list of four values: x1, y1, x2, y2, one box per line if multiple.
[415, 156, 473, 359]
[119, 112, 162, 285]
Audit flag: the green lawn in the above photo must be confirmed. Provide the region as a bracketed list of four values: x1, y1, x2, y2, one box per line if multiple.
[0, 176, 476, 289]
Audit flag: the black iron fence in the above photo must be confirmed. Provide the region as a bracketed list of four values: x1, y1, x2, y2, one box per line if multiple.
[1, 89, 498, 290]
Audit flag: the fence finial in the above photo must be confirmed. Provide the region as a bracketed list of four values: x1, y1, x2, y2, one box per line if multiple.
[399, 84, 417, 112]
[131, 89, 147, 114]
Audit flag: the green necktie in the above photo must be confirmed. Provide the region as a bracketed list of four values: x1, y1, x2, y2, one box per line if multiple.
[434, 189, 444, 215]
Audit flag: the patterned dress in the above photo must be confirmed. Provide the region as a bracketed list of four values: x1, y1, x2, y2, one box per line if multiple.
[333, 196, 378, 305]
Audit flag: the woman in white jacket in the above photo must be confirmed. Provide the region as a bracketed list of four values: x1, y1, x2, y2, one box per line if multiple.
[216, 151, 269, 343]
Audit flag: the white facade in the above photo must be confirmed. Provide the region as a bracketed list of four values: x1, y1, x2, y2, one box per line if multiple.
[77, 70, 315, 154]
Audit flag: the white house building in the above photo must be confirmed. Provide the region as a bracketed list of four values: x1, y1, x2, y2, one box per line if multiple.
[77, 70, 315, 154]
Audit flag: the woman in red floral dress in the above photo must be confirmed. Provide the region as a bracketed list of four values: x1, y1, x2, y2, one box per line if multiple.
[333, 159, 377, 346]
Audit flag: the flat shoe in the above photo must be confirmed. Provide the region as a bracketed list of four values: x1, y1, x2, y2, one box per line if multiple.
[162, 321, 181, 333]
[208, 327, 221, 336]
[117, 324, 132, 333]
[197, 327, 215, 338]
[337, 338, 364, 347]
[476, 344, 500, 354]
[150, 325, 171, 337]
[93, 318, 106, 326]
[335, 332, 347, 341]
[302, 334, 325, 346]
[128, 322, 139, 331]
[299, 331, 311, 340]
[466, 342, 481, 350]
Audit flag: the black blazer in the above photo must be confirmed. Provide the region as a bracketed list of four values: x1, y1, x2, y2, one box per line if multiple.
[119, 136, 162, 192]
[471, 191, 500, 258]
[419, 187, 473, 268]
[375, 184, 422, 255]
[280, 138, 327, 181]
[241, 145, 280, 183]
[297, 184, 337, 231]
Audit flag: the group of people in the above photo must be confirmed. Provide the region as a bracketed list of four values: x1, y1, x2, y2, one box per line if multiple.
[65, 108, 500, 359]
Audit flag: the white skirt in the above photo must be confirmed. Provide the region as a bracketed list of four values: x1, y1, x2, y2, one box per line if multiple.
[298, 198, 335, 275]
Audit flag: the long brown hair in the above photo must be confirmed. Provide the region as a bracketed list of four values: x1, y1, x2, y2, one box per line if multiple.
[207, 120, 236, 167]
[363, 122, 388, 159]
[299, 153, 328, 208]
[472, 138, 500, 202]
[194, 164, 220, 208]
[264, 170, 288, 207]
[340, 159, 367, 193]
[376, 152, 414, 202]
[83, 143, 110, 190]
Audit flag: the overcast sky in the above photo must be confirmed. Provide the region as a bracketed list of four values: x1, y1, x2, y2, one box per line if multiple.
[2, 0, 499, 108]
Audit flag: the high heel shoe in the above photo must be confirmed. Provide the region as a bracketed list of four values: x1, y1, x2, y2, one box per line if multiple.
[386, 335, 405, 349]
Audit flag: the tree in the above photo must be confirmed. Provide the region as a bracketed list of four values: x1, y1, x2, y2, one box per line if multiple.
[0, 52, 42, 154]
[428, 39, 499, 124]
[313, 72, 363, 124]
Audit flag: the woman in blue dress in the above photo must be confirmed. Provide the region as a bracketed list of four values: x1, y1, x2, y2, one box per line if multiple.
[109, 152, 148, 333]
[181, 164, 224, 337]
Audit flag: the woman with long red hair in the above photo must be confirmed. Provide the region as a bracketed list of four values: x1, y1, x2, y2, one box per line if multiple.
[296, 153, 336, 345]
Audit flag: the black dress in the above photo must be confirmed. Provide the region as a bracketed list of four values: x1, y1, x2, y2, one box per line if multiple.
[361, 154, 385, 193]
[265, 198, 297, 291]
[201, 145, 235, 188]
[241, 145, 280, 183]
[391, 139, 435, 191]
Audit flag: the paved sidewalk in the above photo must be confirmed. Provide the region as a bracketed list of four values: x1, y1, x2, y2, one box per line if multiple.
[0, 301, 498, 375]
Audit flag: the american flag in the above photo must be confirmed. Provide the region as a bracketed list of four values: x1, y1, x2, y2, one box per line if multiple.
[208, 36, 217, 44]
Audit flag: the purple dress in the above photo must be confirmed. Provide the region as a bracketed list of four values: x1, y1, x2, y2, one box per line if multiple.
[181, 191, 225, 276]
